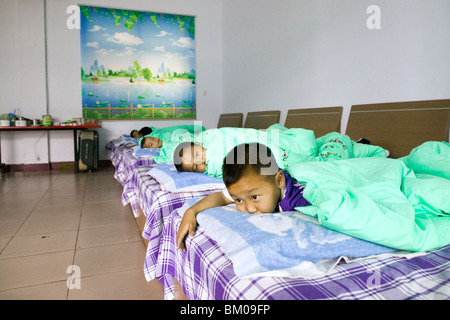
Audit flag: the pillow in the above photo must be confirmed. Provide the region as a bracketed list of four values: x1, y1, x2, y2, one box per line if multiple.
[132, 146, 161, 158]
[147, 163, 225, 193]
[181, 199, 419, 278]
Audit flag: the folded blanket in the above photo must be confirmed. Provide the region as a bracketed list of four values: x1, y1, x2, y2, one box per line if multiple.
[132, 146, 161, 158]
[182, 199, 411, 278]
[106, 134, 139, 150]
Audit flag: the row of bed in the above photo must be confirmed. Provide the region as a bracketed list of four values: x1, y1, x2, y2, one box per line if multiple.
[107, 99, 450, 300]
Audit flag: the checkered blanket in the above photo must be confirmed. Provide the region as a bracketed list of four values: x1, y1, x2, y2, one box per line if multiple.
[120, 166, 215, 280]
[154, 206, 450, 300]
[110, 146, 157, 185]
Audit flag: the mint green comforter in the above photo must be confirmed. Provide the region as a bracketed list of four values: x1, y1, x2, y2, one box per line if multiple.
[287, 141, 450, 252]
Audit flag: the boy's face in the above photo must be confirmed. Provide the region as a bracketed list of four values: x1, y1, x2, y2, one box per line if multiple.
[180, 144, 207, 173]
[227, 169, 285, 214]
[142, 137, 162, 148]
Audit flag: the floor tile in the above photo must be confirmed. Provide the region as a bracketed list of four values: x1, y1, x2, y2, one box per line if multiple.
[0, 281, 68, 300]
[0, 230, 77, 259]
[67, 270, 164, 300]
[73, 241, 146, 278]
[77, 222, 142, 249]
[0, 250, 75, 291]
[16, 213, 80, 235]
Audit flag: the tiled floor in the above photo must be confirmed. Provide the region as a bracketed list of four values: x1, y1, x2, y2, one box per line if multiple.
[0, 167, 164, 299]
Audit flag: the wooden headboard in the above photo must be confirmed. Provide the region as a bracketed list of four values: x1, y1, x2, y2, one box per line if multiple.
[243, 110, 281, 129]
[284, 107, 343, 137]
[346, 99, 450, 158]
[217, 113, 243, 128]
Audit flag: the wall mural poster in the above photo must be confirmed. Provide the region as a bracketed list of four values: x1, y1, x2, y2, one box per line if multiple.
[80, 6, 196, 120]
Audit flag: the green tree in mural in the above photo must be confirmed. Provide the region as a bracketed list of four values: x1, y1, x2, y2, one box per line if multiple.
[132, 59, 142, 80]
[80, 6, 195, 37]
[142, 68, 152, 82]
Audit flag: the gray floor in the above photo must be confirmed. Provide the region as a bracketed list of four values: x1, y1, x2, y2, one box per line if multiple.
[0, 167, 164, 299]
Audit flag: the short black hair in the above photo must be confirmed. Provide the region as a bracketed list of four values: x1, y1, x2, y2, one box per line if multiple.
[222, 143, 279, 187]
[130, 130, 139, 137]
[140, 137, 146, 148]
[138, 126, 153, 136]
[173, 141, 195, 172]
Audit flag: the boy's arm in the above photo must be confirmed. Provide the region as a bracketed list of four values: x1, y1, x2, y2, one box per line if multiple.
[176, 191, 232, 251]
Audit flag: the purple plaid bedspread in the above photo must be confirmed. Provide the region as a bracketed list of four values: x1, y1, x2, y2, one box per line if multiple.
[153, 205, 450, 300]
[110, 146, 157, 186]
[120, 166, 215, 281]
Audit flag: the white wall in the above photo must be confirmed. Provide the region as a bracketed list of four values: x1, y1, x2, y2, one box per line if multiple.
[222, 0, 450, 133]
[2, 0, 449, 166]
[0, 0, 223, 164]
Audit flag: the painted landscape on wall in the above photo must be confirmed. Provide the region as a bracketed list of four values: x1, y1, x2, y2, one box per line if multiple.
[80, 6, 196, 120]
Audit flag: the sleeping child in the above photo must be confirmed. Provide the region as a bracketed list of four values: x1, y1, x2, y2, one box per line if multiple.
[173, 124, 318, 178]
[176, 143, 311, 251]
[173, 124, 387, 179]
[138, 124, 205, 162]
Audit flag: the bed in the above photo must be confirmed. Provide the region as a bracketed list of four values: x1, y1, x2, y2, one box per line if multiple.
[119, 164, 226, 281]
[346, 99, 450, 158]
[157, 203, 450, 299]
[138, 101, 450, 300]
[217, 113, 243, 128]
[243, 110, 281, 129]
[284, 106, 343, 138]
[109, 105, 450, 300]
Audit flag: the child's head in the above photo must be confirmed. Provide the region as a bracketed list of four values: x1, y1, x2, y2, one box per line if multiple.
[140, 136, 162, 148]
[138, 126, 153, 137]
[173, 142, 207, 173]
[222, 143, 285, 214]
[130, 130, 139, 138]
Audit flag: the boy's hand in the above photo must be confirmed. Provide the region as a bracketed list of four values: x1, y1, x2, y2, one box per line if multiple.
[176, 209, 198, 252]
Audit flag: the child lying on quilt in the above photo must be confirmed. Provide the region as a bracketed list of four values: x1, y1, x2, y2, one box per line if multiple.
[173, 125, 320, 179]
[173, 124, 387, 179]
[176, 143, 311, 251]
[135, 124, 205, 162]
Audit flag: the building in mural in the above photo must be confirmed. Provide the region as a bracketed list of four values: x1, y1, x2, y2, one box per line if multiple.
[80, 6, 196, 120]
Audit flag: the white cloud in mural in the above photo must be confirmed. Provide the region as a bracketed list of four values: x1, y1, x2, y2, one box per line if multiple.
[154, 46, 165, 52]
[107, 32, 144, 46]
[86, 41, 99, 48]
[116, 46, 136, 56]
[89, 25, 106, 32]
[172, 37, 194, 49]
[96, 48, 108, 56]
[156, 31, 171, 37]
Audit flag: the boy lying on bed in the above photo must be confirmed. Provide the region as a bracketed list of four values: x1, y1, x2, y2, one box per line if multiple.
[173, 126, 388, 179]
[129, 124, 206, 162]
[173, 125, 321, 178]
[176, 143, 311, 251]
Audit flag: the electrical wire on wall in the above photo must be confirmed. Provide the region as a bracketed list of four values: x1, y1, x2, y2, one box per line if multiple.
[33, 131, 47, 162]
[43, 0, 51, 166]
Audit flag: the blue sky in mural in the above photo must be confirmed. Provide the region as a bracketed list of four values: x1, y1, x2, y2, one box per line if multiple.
[80, 7, 195, 78]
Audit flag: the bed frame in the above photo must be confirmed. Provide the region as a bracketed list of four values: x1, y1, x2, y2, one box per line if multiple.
[243, 110, 281, 129]
[217, 113, 243, 128]
[346, 99, 450, 158]
[284, 106, 343, 137]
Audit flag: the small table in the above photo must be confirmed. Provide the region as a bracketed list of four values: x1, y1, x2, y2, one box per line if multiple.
[0, 125, 101, 173]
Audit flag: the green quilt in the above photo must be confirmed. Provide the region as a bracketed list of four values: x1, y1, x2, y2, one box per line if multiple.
[287, 141, 450, 252]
